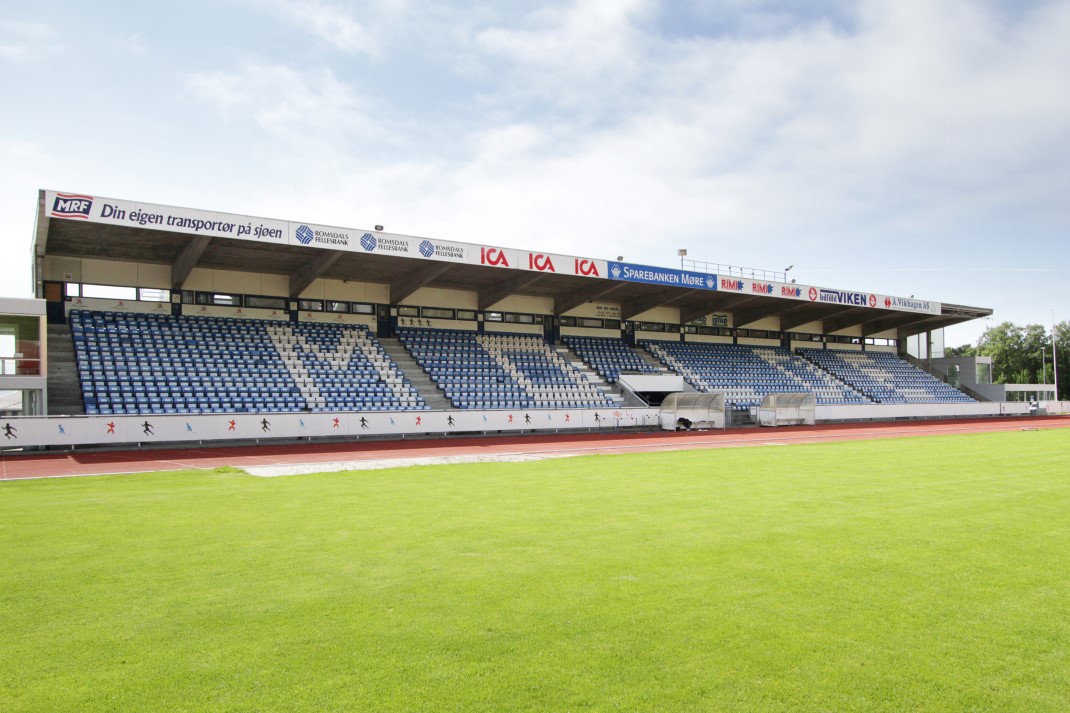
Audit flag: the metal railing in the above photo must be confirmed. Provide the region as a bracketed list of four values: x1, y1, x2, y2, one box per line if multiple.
[681, 259, 788, 283]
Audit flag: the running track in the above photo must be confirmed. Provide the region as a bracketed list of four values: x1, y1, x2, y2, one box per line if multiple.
[2, 416, 1068, 481]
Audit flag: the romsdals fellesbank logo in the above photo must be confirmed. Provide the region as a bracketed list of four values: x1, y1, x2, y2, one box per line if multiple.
[295, 225, 351, 247]
[360, 233, 377, 251]
[419, 240, 435, 258]
[51, 193, 94, 219]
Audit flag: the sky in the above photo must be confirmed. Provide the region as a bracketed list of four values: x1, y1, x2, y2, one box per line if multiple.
[1, 0, 1068, 347]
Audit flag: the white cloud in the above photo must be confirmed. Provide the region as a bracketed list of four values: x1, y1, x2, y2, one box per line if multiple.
[0, 20, 61, 62]
[184, 59, 383, 146]
[251, 0, 411, 56]
[477, 0, 653, 84]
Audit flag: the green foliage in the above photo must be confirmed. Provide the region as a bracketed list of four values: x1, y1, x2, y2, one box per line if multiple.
[943, 343, 976, 357]
[951, 320, 1069, 396]
[3, 431, 1070, 712]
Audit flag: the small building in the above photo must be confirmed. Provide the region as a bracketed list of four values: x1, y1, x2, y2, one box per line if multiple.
[0, 297, 48, 416]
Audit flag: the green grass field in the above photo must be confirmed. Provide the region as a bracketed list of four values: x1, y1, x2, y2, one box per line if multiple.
[2, 430, 1069, 711]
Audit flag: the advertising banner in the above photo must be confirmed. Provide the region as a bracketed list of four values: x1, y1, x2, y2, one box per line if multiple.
[608, 262, 718, 291]
[46, 191, 289, 245]
[45, 190, 939, 316]
[1, 408, 661, 448]
[716, 276, 941, 315]
[519, 251, 608, 278]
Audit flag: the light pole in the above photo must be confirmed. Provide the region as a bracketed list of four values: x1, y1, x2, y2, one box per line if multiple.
[1053, 309, 1060, 401]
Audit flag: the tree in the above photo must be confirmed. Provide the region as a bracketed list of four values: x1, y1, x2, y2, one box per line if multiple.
[976, 322, 1031, 385]
[944, 344, 977, 358]
[1054, 321, 1070, 400]
[957, 320, 1070, 399]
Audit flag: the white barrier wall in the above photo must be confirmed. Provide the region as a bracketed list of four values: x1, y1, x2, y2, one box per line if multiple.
[617, 374, 685, 392]
[815, 402, 1030, 421]
[0, 408, 661, 449]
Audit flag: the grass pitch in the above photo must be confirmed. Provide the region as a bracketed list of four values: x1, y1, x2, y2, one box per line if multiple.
[2, 430, 1069, 711]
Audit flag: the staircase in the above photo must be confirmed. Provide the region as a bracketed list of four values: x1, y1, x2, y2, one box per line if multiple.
[634, 346, 668, 374]
[46, 324, 85, 416]
[553, 344, 629, 407]
[379, 337, 453, 410]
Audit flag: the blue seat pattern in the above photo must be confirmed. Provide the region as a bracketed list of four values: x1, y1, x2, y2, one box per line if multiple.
[797, 349, 975, 404]
[70, 310, 426, 415]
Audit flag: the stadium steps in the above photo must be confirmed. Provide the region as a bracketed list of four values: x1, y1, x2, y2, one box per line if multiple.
[379, 337, 454, 410]
[46, 323, 86, 416]
[553, 344, 629, 407]
[634, 347, 668, 374]
[901, 353, 990, 402]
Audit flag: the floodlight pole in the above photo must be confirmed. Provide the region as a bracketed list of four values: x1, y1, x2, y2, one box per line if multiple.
[1053, 309, 1060, 401]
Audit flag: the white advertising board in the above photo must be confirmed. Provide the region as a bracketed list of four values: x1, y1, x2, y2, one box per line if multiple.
[1, 408, 661, 449]
[46, 190, 940, 317]
[717, 276, 941, 316]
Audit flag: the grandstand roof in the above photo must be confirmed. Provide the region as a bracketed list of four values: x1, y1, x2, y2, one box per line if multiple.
[34, 190, 990, 338]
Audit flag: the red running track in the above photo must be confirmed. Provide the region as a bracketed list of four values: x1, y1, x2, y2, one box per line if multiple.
[2, 416, 1068, 481]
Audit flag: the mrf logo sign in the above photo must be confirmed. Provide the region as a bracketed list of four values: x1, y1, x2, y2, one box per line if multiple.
[480, 247, 510, 267]
[51, 193, 93, 219]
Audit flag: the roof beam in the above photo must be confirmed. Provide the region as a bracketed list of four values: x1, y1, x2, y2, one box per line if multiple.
[660, 288, 701, 306]
[702, 293, 752, 312]
[389, 261, 455, 304]
[821, 308, 876, 334]
[892, 314, 967, 339]
[289, 249, 344, 298]
[619, 288, 682, 321]
[672, 293, 750, 323]
[678, 302, 721, 325]
[730, 300, 786, 328]
[861, 312, 925, 337]
[479, 273, 545, 311]
[554, 281, 629, 316]
[778, 304, 833, 332]
[171, 235, 213, 291]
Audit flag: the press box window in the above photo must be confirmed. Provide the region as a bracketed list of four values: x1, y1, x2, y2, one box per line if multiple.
[422, 307, 455, 320]
[397, 306, 420, 318]
[246, 296, 286, 310]
[138, 288, 170, 302]
[298, 299, 324, 312]
[197, 292, 242, 306]
[326, 301, 350, 313]
[82, 284, 138, 300]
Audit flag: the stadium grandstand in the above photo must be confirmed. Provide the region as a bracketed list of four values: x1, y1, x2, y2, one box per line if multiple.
[0, 188, 1021, 449]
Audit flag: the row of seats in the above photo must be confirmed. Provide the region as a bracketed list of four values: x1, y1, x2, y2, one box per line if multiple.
[562, 335, 660, 383]
[643, 341, 846, 411]
[71, 311, 427, 415]
[797, 349, 975, 404]
[398, 328, 615, 410]
[267, 322, 427, 412]
[69, 311, 972, 416]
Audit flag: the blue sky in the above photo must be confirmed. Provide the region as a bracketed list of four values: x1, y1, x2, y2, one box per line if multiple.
[2, 0, 1068, 346]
